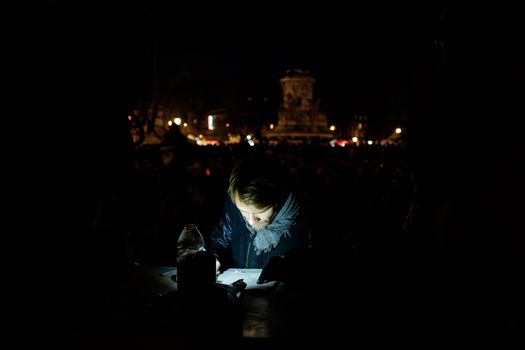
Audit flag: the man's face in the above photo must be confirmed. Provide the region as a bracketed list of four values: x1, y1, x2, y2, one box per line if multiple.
[233, 192, 275, 231]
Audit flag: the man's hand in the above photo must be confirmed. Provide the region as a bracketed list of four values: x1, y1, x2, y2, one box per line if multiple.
[215, 257, 221, 276]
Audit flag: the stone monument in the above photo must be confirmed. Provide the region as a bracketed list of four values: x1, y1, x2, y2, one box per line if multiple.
[265, 69, 332, 141]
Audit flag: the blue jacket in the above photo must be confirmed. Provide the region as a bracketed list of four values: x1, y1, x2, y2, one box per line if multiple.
[208, 195, 312, 269]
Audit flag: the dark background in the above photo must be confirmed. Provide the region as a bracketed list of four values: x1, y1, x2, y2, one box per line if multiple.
[6, 1, 524, 348]
[12, 2, 451, 134]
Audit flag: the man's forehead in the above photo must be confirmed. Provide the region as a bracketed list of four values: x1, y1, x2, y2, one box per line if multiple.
[233, 192, 272, 214]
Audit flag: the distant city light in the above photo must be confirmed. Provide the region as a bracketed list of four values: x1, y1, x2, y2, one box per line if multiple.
[395, 128, 402, 134]
[174, 117, 182, 125]
[352, 137, 358, 142]
[367, 140, 373, 145]
[208, 115, 215, 130]
[168, 120, 173, 126]
[226, 123, 230, 128]
[246, 135, 252, 140]
[183, 122, 188, 127]
[329, 125, 336, 131]
[269, 123, 274, 130]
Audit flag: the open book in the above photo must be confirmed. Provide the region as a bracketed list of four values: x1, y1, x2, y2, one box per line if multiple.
[217, 268, 277, 290]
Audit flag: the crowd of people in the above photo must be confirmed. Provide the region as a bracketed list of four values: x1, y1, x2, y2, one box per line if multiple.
[115, 141, 413, 270]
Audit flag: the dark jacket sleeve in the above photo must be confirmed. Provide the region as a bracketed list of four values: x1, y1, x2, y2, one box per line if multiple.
[207, 198, 235, 269]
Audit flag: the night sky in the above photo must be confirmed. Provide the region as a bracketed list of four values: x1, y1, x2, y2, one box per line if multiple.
[13, 2, 457, 137]
[132, 3, 446, 135]
[11, 1, 523, 141]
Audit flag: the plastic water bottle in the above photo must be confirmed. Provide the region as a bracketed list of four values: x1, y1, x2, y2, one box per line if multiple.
[177, 224, 205, 264]
[176, 224, 216, 290]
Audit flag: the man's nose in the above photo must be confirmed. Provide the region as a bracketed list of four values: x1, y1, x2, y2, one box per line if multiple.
[246, 213, 260, 225]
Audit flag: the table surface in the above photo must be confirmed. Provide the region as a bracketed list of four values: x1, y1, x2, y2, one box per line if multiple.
[115, 265, 345, 341]
[118, 267, 279, 337]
